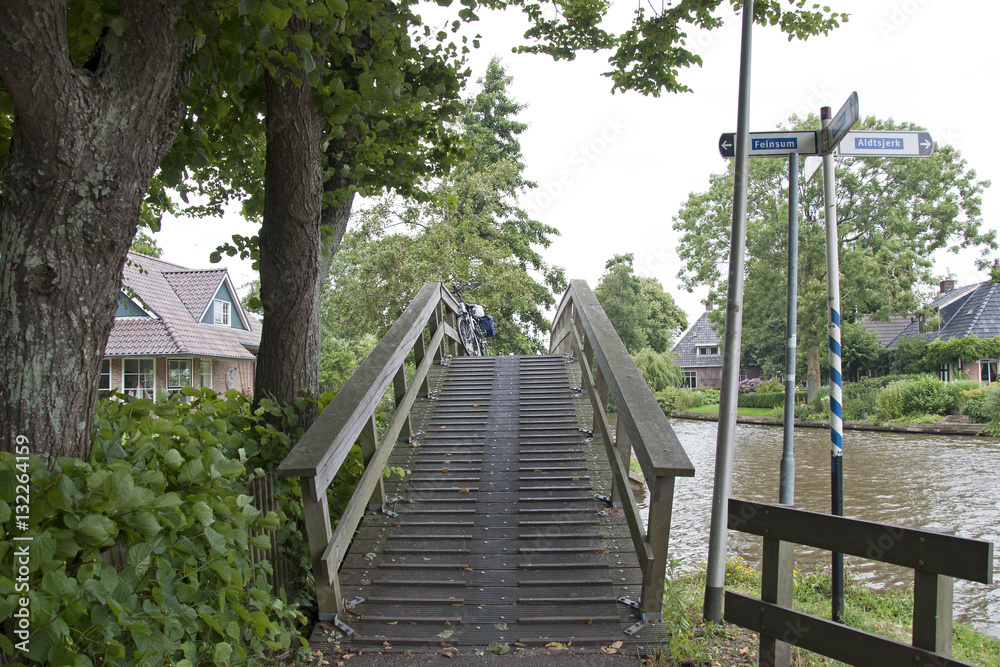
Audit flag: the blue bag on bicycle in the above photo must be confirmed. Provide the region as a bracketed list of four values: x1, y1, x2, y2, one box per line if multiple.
[479, 315, 496, 337]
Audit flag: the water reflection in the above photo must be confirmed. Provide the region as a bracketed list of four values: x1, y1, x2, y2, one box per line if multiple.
[642, 419, 1000, 638]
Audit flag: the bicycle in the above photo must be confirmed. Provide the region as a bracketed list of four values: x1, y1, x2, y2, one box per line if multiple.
[450, 282, 490, 356]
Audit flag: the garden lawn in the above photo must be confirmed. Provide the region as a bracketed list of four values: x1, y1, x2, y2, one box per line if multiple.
[682, 404, 774, 417]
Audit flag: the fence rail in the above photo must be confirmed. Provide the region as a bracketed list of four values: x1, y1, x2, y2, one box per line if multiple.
[275, 282, 464, 620]
[550, 279, 695, 617]
[725, 498, 994, 667]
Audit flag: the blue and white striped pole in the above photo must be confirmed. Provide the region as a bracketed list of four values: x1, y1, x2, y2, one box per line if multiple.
[821, 106, 846, 623]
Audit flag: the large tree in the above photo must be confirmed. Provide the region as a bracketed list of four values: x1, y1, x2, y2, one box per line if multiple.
[327, 58, 561, 354]
[0, 0, 845, 462]
[674, 115, 995, 395]
[594, 254, 687, 354]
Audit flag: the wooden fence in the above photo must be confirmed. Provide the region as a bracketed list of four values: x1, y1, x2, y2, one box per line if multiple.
[725, 498, 994, 667]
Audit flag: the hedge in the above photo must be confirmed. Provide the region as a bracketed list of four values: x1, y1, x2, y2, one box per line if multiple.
[737, 390, 807, 409]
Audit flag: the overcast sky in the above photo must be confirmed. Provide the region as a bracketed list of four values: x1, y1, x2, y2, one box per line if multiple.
[156, 0, 1000, 326]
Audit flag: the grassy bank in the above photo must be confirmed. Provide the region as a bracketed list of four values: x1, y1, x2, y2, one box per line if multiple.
[650, 559, 1000, 666]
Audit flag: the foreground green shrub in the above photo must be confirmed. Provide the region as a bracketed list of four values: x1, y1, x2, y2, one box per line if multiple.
[654, 388, 679, 413]
[675, 389, 703, 411]
[0, 390, 318, 666]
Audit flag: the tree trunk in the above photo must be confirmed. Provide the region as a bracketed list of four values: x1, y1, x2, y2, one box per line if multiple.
[807, 344, 822, 401]
[255, 23, 324, 427]
[0, 0, 187, 464]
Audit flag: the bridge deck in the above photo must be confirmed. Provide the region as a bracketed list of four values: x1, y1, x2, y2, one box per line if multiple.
[317, 354, 664, 656]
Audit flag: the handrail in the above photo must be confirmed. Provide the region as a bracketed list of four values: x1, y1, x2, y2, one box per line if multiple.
[726, 498, 994, 666]
[275, 282, 464, 620]
[550, 279, 695, 618]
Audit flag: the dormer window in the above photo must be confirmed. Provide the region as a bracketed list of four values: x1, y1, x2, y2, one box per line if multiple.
[697, 345, 719, 356]
[214, 300, 230, 326]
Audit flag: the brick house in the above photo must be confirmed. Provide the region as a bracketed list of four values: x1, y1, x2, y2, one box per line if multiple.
[101, 251, 261, 398]
[671, 303, 761, 389]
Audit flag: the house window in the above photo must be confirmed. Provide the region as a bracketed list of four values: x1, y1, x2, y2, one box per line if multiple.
[99, 359, 111, 391]
[200, 360, 212, 389]
[123, 359, 155, 399]
[740, 369, 748, 382]
[167, 359, 192, 390]
[697, 345, 719, 356]
[682, 371, 697, 389]
[214, 299, 230, 326]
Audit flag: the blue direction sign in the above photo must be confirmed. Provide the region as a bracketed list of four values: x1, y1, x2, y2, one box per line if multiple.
[718, 130, 819, 158]
[821, 91, 859, 154]
[836, 130, 934, 157]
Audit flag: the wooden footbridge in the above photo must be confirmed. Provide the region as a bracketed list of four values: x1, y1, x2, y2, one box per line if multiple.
[277, 281, 695, 656]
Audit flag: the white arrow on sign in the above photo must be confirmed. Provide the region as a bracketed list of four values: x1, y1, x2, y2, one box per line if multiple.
[835, 130, 934, 157]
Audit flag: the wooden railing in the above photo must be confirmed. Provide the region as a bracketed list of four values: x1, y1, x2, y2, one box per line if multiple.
[550, 279, 696, 621]
[725, 498, 994, 667]
[275, 282, 465, 620]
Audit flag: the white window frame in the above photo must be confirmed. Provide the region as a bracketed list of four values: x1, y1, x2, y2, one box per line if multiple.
[214, 299, 230, 326]
[167, 359, 192, 390]
[682, 371, 697, 389]
[122, 358, 155, 400]
[200, 359, 213, 389]
[99, 359, 111, 391]
[697, 345, 719, 356]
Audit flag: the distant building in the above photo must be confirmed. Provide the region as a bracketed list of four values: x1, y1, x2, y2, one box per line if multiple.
[888, 275, 1000, 382]
[102, 251, 261, 398]
[671, 303, 761, 389]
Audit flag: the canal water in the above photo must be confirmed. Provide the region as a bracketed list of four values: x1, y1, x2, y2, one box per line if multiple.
[642, 419, 1000, 639]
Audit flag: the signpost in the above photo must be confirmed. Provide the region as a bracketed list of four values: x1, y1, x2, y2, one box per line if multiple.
[708, 90, 937, 629]
[821, 91, 858, 153]
[836, 130, 934, 157]
[718, 131, 818, 158]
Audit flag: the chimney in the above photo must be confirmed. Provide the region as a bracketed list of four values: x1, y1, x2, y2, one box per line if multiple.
[705, 301, 714, 312]
[939, 279, 955, 294]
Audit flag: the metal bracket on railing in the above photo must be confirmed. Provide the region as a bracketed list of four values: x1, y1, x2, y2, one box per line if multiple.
[406, 432, 424, 445]
[333, 615, 357, 636]
[437, 355, 453, 367]
[381, 495, 403, 517]
[345, 596, 365, 610]
[563, 353, 576, 363]
[380, 505, 399, 518]
[594, 493, 613, 504]
[569, 385, 583, 396]
[579, 428, 593, 442]
[617, 598, 661, 636]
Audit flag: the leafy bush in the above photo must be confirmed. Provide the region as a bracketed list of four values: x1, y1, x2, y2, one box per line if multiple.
[738, 390, 807, 409]
[737, 377, 766, 394]
[675, 390, 703, 411]
[875, 381, 907, 419]
[982, 385, 1000, 423]
[0, 389, 343, 666]
[959, 386, 993, 423]
[899, 375, 954, 415]
[654, 388, 679, 413]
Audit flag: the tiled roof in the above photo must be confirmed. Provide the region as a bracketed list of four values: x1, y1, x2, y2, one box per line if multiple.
[859, 314, 912, 348]
[887, 281, 1000, 348]
[107, 252, 261, 360]
[672, 311, 723, 368]
[163, 269, 227, 320]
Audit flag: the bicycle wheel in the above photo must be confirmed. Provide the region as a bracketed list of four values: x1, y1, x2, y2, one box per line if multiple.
[474, 321, 489, 356]
[458, 315, 478, 356]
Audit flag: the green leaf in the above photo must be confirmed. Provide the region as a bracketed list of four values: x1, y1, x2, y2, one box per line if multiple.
[78, 514, 116, 546]
[192, 500, 214, 526]
[214, 641, 233, 664]
[127, 542, 154, 577]
[0, 500, 9, 523]
[203, 526, 227, 554]
[238, 0, 260, 15]
[110, 469, 135, 504]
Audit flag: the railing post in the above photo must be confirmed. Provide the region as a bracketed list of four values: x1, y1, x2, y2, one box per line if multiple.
[302, 477, 342, 619]
[393, 364, 410, 442]
[640, 473, 675, 616]
[913, 570, 954, 655]
[611, 410, 634, 505]
[759, 537, 794, 667]
[358, 413, 386, 510]
[414, 329, 430, 394]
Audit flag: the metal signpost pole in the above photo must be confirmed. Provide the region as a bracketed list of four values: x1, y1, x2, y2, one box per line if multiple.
[780, 153, 799, 507]
[703, 0, 754, 624]
[821, 106, 846, 623]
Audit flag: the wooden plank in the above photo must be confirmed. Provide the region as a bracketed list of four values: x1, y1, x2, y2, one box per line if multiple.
[277, 282, 442, 482]
[728, 499, 993, 583]
[725, 592, 977, 667]
[759, 538, 793, 667]
[913, 569, 954, 655]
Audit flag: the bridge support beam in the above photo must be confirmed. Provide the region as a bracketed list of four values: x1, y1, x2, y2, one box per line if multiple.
[302, 477, 342, 619]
